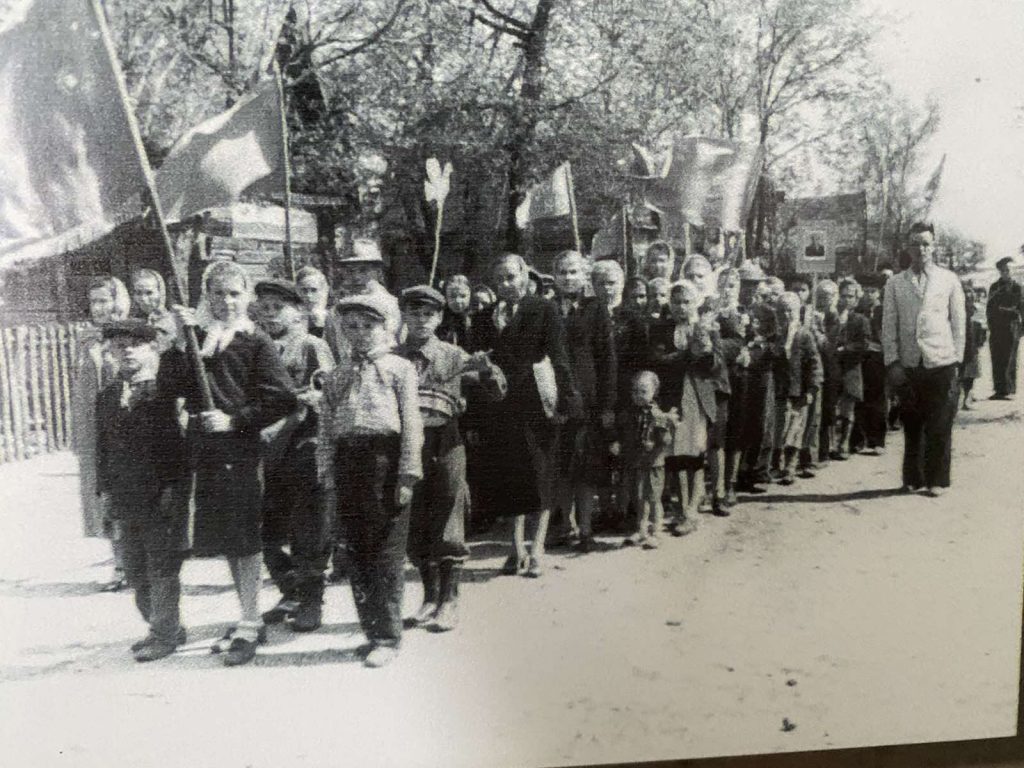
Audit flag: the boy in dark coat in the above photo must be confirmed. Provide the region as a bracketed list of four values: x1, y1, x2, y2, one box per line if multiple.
[96, 321, 189, 662]
[254, 278, 336, 632]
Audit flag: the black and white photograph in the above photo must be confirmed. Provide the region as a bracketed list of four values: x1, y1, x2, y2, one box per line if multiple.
[1, 1, 1023, 767]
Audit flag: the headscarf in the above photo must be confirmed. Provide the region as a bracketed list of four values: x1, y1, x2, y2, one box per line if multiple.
[87, 276, 131, 323]
[195, 261, 255, 357]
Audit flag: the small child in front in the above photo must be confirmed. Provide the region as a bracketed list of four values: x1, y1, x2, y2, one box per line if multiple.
[317, 293, 424, 668]
[613, 370, 674, 549]
[96, 320, 189, 662]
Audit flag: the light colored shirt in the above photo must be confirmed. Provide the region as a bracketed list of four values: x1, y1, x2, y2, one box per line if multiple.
[881, 262, 966, 369]
[316, 346, 423, 486]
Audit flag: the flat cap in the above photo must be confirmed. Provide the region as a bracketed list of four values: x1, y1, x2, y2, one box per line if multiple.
[102, 319, 159, 343]
[254, 278, 302, 304]
[996, 256, 1015, 270]
[400, 284, 445, 309]
[335, 293, 391, 322]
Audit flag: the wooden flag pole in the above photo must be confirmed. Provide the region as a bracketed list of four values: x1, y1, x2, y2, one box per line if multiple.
[89, 0, 214, 410]
[273, 63, 297, 281]
[565, 163, 582, 254]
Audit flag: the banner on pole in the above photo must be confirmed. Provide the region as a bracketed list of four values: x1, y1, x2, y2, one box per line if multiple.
[156, 80, 285, 223]
[516, 162, 573, 229]
[635, 137, 763, 233]
[0, 0, 147, 267]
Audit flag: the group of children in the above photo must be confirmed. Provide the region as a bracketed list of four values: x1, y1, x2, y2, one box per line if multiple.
[74, 241, 988, 669]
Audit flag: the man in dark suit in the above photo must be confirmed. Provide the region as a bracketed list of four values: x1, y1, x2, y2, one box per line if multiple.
[986, 256, 1023, 399]
[551, 251, 617, 552]
[468, 253, 580, 578]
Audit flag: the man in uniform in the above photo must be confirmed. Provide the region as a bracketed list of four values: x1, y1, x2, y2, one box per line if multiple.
[986, 256, 1023, 400]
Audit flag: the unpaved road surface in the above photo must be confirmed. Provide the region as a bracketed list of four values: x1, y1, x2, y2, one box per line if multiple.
[2, 371, 1022, 768]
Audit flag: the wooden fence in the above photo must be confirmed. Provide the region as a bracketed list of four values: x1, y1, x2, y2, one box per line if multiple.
[0, 322, 88, 464]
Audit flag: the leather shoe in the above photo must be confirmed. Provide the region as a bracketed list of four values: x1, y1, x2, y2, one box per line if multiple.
[223, 637, 258, 667]
[134, 639, 177, 663]
[290, 601, 322, 632]
[131, 626, 186, 653]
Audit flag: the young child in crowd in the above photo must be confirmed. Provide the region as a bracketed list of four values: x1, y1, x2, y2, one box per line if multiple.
[650, 280, 718, 535]
[613, 371, 674, 549]
[254, 278, 336, 633]
[96, 321, 189, 662]
[646, 277, 671, 321]
[317, 293, 424, 668]
[437, 274, 474, 349]
[395, 285, 506, 632]
[960, 287, 987, 410]
[165, 261, 297, 667]
[771, 292, 823, 484]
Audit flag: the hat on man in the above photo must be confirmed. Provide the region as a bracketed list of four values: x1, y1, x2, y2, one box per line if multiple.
[400, 285, 445, 310]
[102, 319, 159, 343]
[996, 256, 1015, 270]
[337, 238, 384, 266]
[254, 278, 302, 304]
[855, 273, 887, 289]
[335, 293, 390, 322]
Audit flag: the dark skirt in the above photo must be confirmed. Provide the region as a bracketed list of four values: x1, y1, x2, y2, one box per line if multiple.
[476, 415, 557, 518]
[191, 434, 263, 558]
[709, 391, 730, 451]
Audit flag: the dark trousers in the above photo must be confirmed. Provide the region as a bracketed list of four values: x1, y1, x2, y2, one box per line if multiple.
[989, 328, 1021, 396]
[334, 435, 410, 648]
[898, 364, 959, 489]
[409, 422, 470, 567]
[120, 484, 189, 643]
[854, 352, 889, 450]
[261, 440, 330, 602]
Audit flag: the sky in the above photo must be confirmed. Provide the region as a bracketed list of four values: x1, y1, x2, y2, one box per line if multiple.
[870, 0, 1024, 265]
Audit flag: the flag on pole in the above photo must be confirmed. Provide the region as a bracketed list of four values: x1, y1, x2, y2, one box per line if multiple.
[638, 137, 763, 232]
[921, 153, 946, 215]
[155, 79, 285, 223]
[516, 162, 573, 229]
[0, 0, 147, 265]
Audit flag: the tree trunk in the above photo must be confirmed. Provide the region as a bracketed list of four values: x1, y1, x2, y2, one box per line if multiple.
[502, 0, 556, 253]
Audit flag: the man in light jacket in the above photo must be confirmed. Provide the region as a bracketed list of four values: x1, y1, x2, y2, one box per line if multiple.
[881, 222, 966, 497]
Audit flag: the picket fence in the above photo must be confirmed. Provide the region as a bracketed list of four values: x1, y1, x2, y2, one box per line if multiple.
[0, 322, 88, 464]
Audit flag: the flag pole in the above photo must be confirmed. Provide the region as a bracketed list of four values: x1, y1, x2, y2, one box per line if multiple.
[565, 163, 582, 253]
[88, 0, 214, 410]
[273, 62, 296, 281]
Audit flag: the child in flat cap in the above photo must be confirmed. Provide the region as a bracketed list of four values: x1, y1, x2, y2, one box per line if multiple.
[317, 295, 424, 668]
[395, 285, 506, 633]
[96, 321, 190, 661]
[254, 279, 336, 632]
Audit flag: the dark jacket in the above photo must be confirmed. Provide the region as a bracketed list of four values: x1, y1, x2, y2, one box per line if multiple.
[836, 312, 871, 401]
[468, 295, 581, 424]
[437, 308, 474, 349]
[987, 278, 1023, 337]
[558, 295, 617, 416]
[96, 379, 188, 523]
[616, 403, 674, 469]
[610, 306, 650, 406]
[648, 318, 719, 420]
[772, 325, 823, 401]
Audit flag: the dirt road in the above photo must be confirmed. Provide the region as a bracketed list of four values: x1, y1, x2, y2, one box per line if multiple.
[2, 386, 1022, 768]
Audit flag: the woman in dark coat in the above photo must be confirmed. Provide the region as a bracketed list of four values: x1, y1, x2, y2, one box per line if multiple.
[162, 261, 297, 665]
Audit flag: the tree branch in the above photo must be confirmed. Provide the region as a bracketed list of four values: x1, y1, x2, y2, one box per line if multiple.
[474, 0, 531, 30]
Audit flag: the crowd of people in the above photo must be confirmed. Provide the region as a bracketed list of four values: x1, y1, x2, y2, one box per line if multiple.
[70, 221, 1021, 669]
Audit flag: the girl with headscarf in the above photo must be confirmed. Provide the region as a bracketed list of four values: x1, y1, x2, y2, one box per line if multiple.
[162, 261, 297, 666]
[72, 276, 130, 591]
[437, 274, 474, 349]
[130, 268, 177, 351]
[649, 280, 718, 537]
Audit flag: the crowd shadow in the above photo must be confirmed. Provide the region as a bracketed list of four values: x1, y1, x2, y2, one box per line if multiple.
[742, 487, 907, 505]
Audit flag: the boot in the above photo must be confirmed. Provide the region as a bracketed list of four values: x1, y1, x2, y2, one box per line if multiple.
[429, 562, 461, 633]
[290, 579, 324, 633]
[407, 562, 440, 627]
[134, 576, 183, 662]
[263, 573, 299, 624]
[779, 447, 798, 485]
[830, 419, 851, 460]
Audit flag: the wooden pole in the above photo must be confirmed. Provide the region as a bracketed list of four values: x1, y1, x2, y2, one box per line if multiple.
[565, 163, 582, 254]
[273, 62, 296, 281]
[89, 0, 214, 410]
[0, 324, 13, 463]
